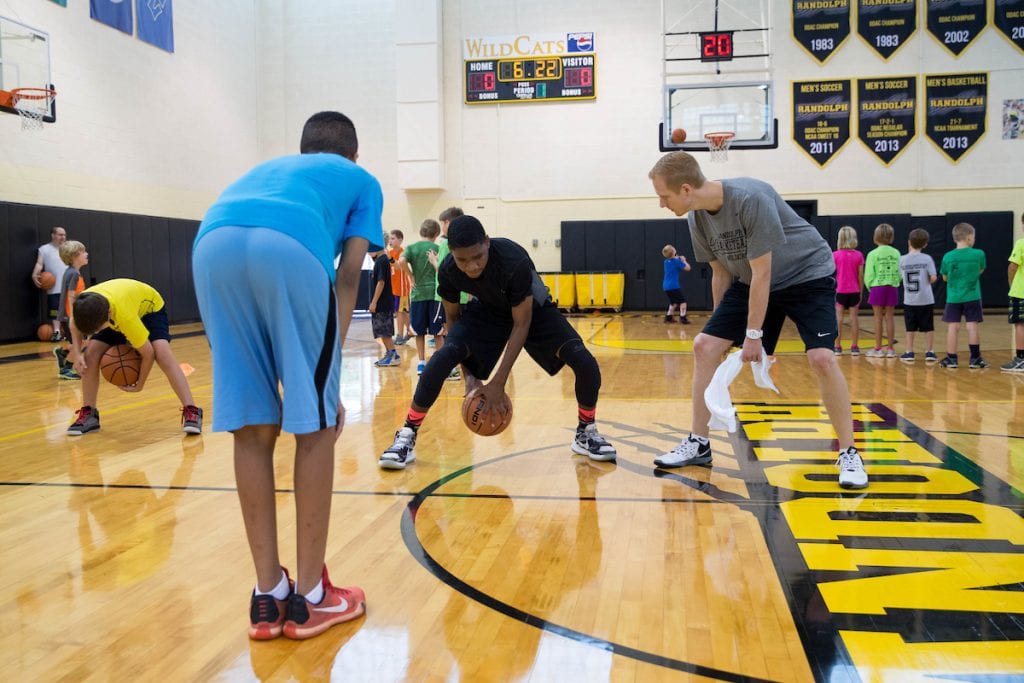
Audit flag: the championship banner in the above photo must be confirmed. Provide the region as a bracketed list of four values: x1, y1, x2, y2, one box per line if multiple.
[995, 0, 1024, 53]
[857, 76, 916, 165]
[925, 72, 987, 162]
[792, 0, 851, 63]
[926, 0, 987, 56]
[857, 0, 917, 59]
[793, 79, 852, 167]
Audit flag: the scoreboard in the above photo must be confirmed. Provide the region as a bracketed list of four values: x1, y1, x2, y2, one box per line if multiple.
[464, 54, 596, 104]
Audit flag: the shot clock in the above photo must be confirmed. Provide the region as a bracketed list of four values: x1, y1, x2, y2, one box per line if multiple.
[464, 54, 596, 103]
[699, 31, 735, 62]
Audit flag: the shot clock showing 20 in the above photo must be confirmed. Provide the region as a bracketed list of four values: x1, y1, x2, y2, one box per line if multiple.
[700, 31, 734, 62]
[464, 54, 596, 103]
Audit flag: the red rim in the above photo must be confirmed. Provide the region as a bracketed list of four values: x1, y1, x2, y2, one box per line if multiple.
[11, 87, 56, 101]
[704, 131, 735, 143]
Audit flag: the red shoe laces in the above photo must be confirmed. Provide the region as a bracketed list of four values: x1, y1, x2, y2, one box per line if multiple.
[73, 407, 91, 423]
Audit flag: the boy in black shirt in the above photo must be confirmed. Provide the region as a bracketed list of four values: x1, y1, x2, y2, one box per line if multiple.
[379, 215, 616, 469]
[368, 247, 400, 367]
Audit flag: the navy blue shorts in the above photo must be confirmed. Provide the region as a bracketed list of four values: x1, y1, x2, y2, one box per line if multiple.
[903, 304, 934, 332]
[410, 300, 443, 335]
[92, 308, 171, 346]
[943, 300, 983, 324]
[703, 274, 838, 354]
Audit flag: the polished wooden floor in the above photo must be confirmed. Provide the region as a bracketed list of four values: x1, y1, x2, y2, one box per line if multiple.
[1, 314, 1022, 682]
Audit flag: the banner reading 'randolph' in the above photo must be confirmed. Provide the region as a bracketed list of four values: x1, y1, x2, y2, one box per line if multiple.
[858, 76, 916, 165]
[793, 79, 852, 167]
[792, 0, 851, 63]
[926, 0, 987, 56]
[925, 72, 987, 162]
[857, 0, 917, 59]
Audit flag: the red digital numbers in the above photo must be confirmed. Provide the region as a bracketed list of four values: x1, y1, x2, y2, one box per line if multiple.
[700, 31, 734, 62]
[564, 67, 592, 87]
[468, 72, 495, 92]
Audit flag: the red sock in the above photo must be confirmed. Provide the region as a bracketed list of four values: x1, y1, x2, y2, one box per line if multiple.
[405, 408, 427, 429]
[577, 406, 596, 426]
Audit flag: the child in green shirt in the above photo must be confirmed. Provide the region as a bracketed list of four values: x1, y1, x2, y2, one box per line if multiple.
[938, 222, 987, 369]
[864, 223, 901, 357]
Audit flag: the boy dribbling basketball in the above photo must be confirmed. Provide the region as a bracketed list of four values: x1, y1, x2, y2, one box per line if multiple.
[66, 278, 203, 435]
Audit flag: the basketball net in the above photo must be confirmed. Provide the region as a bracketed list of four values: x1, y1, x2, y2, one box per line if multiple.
[705, 131, 735, 163]
[11, 88, 56, 131]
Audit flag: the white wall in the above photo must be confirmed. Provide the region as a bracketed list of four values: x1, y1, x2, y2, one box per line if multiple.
[1, 0, 1020, 271]
[0, 0, 259, 217]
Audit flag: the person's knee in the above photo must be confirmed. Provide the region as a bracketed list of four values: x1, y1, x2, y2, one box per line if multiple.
[807, 348, 835, 374]
[692, 333, 725, 363]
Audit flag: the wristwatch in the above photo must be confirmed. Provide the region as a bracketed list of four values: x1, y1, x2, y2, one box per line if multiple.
[745, 329, 763, 340]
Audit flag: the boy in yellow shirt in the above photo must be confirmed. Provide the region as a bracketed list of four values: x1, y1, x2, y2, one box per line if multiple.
[66, 278, 203, 435]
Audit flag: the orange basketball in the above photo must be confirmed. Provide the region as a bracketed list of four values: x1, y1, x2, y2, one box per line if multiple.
[671, 128, 687, 144]
[461, 390, 512, 436]
[100, 344, 142, 387]
[37, 323, 54, 342]
[37, 271, 56, 289]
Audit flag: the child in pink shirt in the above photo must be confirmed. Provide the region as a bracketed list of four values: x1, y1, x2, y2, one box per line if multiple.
[833, 226, 865, 355]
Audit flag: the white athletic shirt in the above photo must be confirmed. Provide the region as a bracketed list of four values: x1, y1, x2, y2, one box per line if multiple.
[38, 243, 68, 295]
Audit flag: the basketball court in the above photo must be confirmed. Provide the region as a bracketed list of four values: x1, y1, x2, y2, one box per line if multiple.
[1, 0, 1022, 680]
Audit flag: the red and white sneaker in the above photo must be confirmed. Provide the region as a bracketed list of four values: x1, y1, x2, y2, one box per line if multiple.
[248, 567, 293, 640]
[282, 566, 365, 640]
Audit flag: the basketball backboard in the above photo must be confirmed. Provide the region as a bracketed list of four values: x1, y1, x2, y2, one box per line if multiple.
[0, 15, 56, 123]
[660, 0, 775, 152]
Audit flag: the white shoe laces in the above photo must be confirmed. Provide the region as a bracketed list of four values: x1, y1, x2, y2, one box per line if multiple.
[837, 450, 862, 471]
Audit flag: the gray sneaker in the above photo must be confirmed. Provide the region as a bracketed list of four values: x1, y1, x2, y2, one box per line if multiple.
[67, 406, 100, 436]
[571, 423, 617, 462]
[1000, 357, 1024, 373]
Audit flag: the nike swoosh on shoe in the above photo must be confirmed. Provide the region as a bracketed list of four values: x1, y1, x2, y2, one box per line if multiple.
[313, 599, 350, 614]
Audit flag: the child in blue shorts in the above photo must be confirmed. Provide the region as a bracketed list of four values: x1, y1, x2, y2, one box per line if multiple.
[193, 112, 382, 641]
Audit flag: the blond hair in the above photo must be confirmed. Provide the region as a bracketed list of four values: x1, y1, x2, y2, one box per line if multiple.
[873, 223, 894, 246]
[662, 244, 676, 258]
[419, 219, 441, 239]
[836, 226, 858, 250]
[59, 240, 86, 266]
[951, 222, 975, 243]
[648, 151, 706, 191]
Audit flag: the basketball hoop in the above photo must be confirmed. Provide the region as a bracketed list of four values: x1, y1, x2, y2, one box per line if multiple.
[10, 87, 56, 131]
[704, 131, 735, 163]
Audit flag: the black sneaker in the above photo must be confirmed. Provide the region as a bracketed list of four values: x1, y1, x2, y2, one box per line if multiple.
[663, 315, 673, 323]
[570, 423, 617, 461]
[680, 315, 690, 324]
[49, 330, 62, 343]
[380, 427, 416, 469]
[67, 406, 100, 436]
[654, 434, 712, 468]
[968, 357, 988, 369]
[938, 356, 958, 369]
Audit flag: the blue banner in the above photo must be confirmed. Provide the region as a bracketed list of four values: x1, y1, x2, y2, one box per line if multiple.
[90, 0, 132, 35]
[136, 0, 174, 53]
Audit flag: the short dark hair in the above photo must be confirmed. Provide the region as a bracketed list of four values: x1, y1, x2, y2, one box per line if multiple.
[389, 229, 404, 240]
[73, 292, 110, 336]
[908, 228, 930, 250]
[447, 215, 487, 248]
[419, 219, 441, 239]
[439, 207, 464, 223]
[300, 111, 358, 159]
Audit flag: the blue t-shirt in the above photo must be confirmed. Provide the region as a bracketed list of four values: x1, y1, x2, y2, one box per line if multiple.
[195, 153, 384, 280]
[663, 257, 687, 291]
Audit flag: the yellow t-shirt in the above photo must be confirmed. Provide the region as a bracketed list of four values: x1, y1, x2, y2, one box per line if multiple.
[85, 279, 165, 348]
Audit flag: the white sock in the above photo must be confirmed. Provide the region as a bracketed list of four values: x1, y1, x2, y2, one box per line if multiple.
[304, 580, 325, 605]
[690, 434, 709, 445]
[255, 569, 290, 601]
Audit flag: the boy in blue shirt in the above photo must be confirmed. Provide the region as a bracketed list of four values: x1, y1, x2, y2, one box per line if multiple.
[662, 244, 692, 323]
[193, 112, 382, 641]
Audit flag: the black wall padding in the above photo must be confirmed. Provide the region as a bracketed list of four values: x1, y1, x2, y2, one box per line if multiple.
[0, 201, 200, 343]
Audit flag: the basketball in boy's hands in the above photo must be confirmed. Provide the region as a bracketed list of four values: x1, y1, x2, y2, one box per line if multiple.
[37, 271, 56, 289]
[100, 344, 142, 387]
[670, 128, 687, 144]
[461, 390, 512, 436]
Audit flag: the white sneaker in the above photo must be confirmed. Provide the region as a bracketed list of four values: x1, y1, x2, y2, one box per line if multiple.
[570, 423, 617, 461]
[380, 427, 416, 470]
[653, 435, 712, 468]
[837, 447, 868, 489]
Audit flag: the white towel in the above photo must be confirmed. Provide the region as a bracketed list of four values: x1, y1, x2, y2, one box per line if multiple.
[704, 350, 779, 433]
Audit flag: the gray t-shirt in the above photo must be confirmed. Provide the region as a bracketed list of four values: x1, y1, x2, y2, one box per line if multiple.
[687, 178, 834, 290]
[899, 251, 936, 306]
[38, 242, 68, 295]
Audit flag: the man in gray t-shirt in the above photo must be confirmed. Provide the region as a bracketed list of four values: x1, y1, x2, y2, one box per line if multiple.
[647, 152, 865, 489]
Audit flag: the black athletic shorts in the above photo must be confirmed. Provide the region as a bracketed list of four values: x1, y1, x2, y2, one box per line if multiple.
[445, 302, 580, 379]
[664, 288, 687, 305]
[1009, 297, 1024, 325]
[91, 307, 171, 346]
[903, 304, 934, 332]
[702, 274, 838, 354]
[835, 292, 861, 309]
[370, 309, 394, 339]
